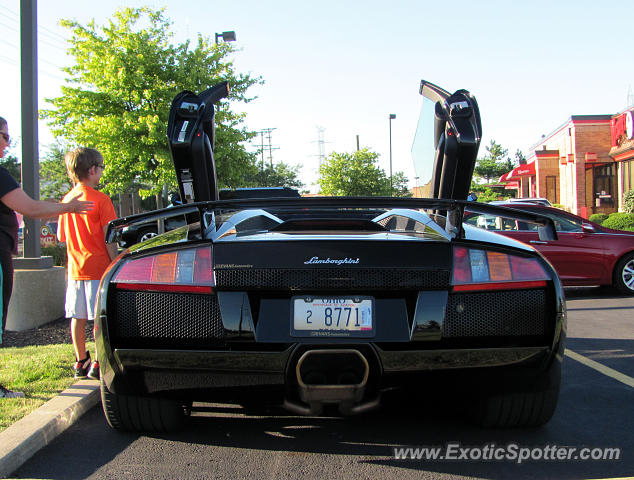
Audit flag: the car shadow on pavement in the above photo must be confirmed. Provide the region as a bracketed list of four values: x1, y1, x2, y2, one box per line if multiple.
[163, 364, 632, 480]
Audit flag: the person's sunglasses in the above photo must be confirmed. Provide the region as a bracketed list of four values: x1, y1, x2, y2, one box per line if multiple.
[0, 132, 9, 142]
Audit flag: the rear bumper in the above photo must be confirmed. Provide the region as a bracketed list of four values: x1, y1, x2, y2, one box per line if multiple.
[102, 344, 554, 396]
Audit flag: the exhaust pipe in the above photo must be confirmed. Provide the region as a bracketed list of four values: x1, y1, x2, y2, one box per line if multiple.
[290, 349, 372, 415]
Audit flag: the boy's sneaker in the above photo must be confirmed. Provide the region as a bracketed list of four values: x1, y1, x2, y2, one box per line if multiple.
[0, 384, 25, 398]
[87, 361, 100, 380]
[73, 351, 91, 378]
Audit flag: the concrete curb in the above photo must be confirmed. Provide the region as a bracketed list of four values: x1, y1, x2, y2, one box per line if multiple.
[0, 379, 100, 478]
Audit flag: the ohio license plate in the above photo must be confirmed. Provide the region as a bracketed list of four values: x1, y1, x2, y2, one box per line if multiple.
[291, 296, 374, 338]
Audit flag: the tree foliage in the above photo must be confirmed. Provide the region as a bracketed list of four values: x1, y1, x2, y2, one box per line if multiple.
[470, 139, 517, 202]
[473, 140, 515, 183]
[243, 162, 303, 189]
[623, 190, 634, 214]
[468, 186, 500, 203]
[39, 143, 73, 200]
[0, 148, 20, 184]
[41, 7, 262, 197]
[514, 149, 527, 165]
[318, 148, 410, 197]
[602, 212, 634, 232]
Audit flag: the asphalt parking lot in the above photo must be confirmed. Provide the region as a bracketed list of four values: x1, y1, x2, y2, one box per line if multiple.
[11, 287, 634, 480]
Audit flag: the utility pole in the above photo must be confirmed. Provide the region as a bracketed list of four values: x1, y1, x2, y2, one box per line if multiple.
[260, 131, 265, 172]
[389, 114, 396, 193]
[316, 127, 326, 167]
[258, 128, 279, 171]
[19, 0, 47, 267]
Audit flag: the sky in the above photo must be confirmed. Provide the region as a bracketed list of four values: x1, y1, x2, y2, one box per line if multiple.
[1, 0, 633, 192]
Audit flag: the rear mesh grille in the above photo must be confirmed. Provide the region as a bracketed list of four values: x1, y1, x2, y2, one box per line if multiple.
[443, 289, 547, 338]
[109, 290, 224, 347]
[216, 268, 450, 290]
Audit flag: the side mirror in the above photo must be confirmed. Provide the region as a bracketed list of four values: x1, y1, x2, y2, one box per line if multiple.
[582, 222, 595, 234]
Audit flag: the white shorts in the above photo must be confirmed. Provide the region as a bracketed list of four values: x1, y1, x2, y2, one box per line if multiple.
[65, 279, 101, 320]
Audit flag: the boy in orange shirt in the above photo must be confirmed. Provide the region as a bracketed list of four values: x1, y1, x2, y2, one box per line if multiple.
[58, 147, 118, 379]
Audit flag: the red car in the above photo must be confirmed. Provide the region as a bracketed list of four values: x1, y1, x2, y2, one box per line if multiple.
[465, 203, 634, 294]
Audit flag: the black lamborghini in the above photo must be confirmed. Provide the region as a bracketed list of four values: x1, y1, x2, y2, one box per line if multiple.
[96, 80, 566, 431]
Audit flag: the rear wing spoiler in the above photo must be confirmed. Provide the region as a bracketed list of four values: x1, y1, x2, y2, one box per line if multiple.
[106, 197, 558, 244]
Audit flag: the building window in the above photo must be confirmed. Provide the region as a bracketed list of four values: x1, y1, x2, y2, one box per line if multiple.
[593, 164, 614, 206]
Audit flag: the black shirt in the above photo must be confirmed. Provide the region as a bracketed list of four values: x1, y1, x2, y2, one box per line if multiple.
[0, 167, 20, 253]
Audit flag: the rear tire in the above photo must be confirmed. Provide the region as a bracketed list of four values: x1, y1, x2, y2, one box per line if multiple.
[470, 359, 561, 428]
[100, 377, 184, 432]
[613, 252, 634, 295]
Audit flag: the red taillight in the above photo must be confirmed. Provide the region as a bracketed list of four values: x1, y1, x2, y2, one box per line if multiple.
[510, 255, 549, 281]
[113, 246, 214, 293]
[452, 280, 547, 292]
[114, 283, 213, 294]
[452, 246, 548, 292]
[453, 247, 472, 283]
[194, 248, 212, 284]
[114, 255, 154, 283]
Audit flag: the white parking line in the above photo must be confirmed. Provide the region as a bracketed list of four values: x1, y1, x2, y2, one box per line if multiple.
[565, 349, 634, 389]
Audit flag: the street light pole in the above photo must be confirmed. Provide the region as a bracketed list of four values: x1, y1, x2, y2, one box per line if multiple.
[215, 31, 236, 44]
[389, 114, 396, 193]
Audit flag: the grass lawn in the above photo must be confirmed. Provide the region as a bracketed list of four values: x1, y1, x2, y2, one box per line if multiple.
[0, 342, 95, 433]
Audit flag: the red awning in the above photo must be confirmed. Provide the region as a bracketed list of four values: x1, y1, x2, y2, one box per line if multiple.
[499, 162, 536, 182]
[504, 181, 519, 190]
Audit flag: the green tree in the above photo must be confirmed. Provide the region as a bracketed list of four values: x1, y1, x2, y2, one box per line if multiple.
[41, 7, 262, 199]
[244, 162, 303, 189]
[623, 190, 634, 213]
[318, 148, 410, 197]
[514, 149, 527, 165]
[469, 186, 500, 203]
[473, 140, 515, 183]
[0, 138, 21, 183]
[0, 151, 20, 184]
[389, 171, 411, 197]
[39, 143, 73, 200]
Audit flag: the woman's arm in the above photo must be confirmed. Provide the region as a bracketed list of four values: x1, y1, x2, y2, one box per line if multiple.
[1, 189, 93, 218]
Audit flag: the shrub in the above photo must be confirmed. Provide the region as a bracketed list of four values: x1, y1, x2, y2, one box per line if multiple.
[623, 190, 634, 214]
[41, 244, 67, 266]
[601, 212, 634, 232]
[589, 213, 609, 225]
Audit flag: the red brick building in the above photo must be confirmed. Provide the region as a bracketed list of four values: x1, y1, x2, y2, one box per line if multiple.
[500, 109, 634, 217]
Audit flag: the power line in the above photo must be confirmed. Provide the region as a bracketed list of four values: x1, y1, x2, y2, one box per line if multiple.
[0, 54, 18, 66]
[1, 0, 65, 46]
[0, 6, 69, 51]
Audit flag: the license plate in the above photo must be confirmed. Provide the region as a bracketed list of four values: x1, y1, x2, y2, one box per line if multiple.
[291, 296, 374, 338]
